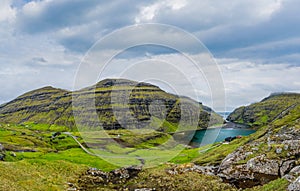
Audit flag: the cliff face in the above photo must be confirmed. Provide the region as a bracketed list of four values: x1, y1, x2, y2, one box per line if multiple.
[218, 93, 300, 189]
[227, 93, 300, 128]
[0, 79, 223, 131]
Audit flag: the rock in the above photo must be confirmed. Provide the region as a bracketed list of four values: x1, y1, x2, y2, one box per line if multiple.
[284, 175, 296, 182]
[0, 144, 4, 151]
[77, 165, 142, 189]
[0, 153, 5, 161]
[218, 152, 280, 188]
[276, 147, 282, 154]
[10, 152, 16, 157]
[284, 166, 300, 182]
[246, 156, 279, 176]
[165, 163, 218, 176]
[284, 166, 300, 191]
[282, 140, 300, 156]
[288, 176, 300, 191]
[134, 188, 155, 191]
[280, 160, 296, 177]
[67, 188, 77, 191]
[290, 166, 300, 176]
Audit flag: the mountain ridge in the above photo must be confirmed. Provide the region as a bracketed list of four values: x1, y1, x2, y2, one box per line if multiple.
[226, 92, 300, 128]
[0, 78, 223, 131]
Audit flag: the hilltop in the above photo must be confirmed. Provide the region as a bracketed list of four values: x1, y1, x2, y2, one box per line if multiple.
[227, 93, 300, 128]
[0, 78, 223, 132]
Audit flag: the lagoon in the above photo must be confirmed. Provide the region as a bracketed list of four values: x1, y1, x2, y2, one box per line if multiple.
[191, 128, 255, 146]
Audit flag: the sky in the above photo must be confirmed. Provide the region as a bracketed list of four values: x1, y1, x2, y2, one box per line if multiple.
[0, 0, 300, 111]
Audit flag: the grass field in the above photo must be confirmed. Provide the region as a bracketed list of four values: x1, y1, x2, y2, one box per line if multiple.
[0, 123, 292, 190]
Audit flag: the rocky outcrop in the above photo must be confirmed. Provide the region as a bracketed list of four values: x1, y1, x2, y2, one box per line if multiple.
[74, 163, 234, 191]
[0, 79, 223, 131]
[218, 100, 300, 189]
[165, 163, 218, 176]
[218, 152, 281, 188]
[75, 166, 142, 190]
[284, 165, 300, 191]
[288, 176, 300, 191]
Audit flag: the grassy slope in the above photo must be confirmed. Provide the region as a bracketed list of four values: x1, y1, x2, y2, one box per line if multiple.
[1, 92, 298, 190]
[0, 123, 232, 190]
[0, 120, 291, 190]
[227, 93, 300, 127]
[0, 160, 86, 191]
[0, 79, 224, 132]
[191, 93, 300, 190]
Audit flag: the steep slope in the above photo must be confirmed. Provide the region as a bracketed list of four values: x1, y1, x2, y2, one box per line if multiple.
[217, 93, 300, 188]
[227, 93, 300, 128]
[0, 79, 223, 131]
[0, 86, 74, 127]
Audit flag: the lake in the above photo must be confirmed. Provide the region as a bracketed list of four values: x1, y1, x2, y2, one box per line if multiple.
[190, 128, 256, 146]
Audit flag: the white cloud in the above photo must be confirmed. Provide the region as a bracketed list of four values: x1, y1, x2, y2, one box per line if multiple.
[218, 58, 300, 110]
[0, 0, 16, 22]
[135, 0, 187, 23]
[78, 51, 300, 111]
[136, 0, 282, 28]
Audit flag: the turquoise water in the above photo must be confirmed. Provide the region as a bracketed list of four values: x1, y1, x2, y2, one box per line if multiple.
[191, 128, 256, 146]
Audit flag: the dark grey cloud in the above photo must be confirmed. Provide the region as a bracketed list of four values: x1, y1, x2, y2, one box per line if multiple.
[16, 0, 147, 52]
[16, 0, 104, 33]
[200, 0, 300, 60]
[136, 0, 300, 64]
[32, 57, 47, 63]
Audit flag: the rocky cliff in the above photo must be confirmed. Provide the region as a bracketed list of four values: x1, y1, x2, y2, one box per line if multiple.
[218, 93, 300, 189]
[0, 79, 223, 131]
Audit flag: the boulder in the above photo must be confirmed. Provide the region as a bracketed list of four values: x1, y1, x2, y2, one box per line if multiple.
[280, 160, 296, 177]
[284, 166, 300, 182]
[288, 176, 300, 191]
[77, 165, 142, 189]
[218, 152, 280, 188]
[247, 156, 280, 174]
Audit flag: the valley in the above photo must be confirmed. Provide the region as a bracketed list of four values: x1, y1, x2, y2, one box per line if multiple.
[0, 80, 299, 190]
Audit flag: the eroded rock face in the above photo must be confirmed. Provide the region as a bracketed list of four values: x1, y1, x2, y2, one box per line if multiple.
[283, 165, 300, 191]
[76, 166, 142, 190]
[165, 163, 218, 176]
[217, 126, 300, 189]
[218, 153, 280, 188]
[288, 176, 300, 191]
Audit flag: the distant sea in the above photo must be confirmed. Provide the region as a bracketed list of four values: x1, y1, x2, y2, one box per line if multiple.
[216, 111, 232, 119]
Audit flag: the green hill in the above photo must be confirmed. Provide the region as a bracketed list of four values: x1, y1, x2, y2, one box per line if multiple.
[195, 93, 300, 189]
[0, 78, 223, 132]
[0, 90, 299, 190]
[227, 93, 300, 128]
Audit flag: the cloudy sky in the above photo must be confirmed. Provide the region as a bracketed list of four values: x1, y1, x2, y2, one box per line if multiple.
[1, 0, 300, 111]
